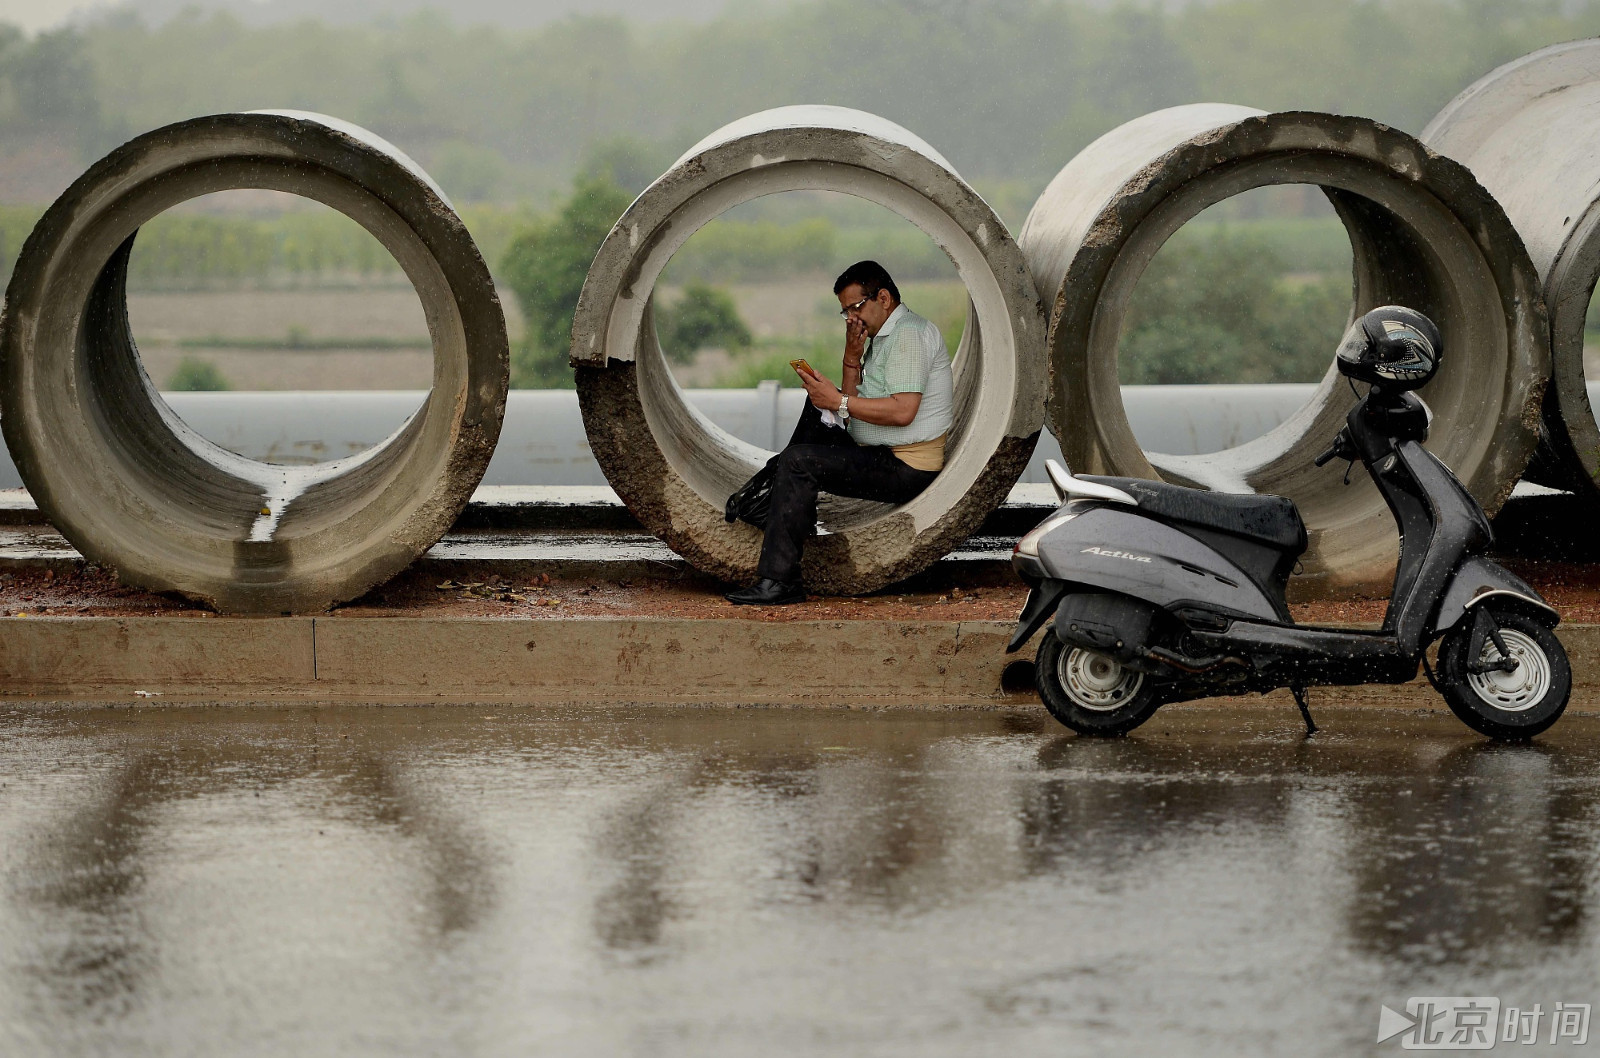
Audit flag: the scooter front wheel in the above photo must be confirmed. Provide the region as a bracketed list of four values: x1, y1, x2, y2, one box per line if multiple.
[1035, 633, 1162, 736]
[1437, 610, 1571, 739]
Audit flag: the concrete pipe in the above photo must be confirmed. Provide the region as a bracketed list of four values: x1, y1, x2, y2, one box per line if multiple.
[1020, 105, 1547, 596]
[0, 112, 508, 613]
[1422, 41, 1600, 495]
[571, 106, 1047, 593]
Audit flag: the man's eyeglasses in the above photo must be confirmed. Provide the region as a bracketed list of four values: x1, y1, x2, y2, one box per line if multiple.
[839, 295, 873, 317]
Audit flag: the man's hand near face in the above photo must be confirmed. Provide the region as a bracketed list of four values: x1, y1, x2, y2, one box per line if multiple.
[844, 316, 867, 365]
[839, 283, 894, 398]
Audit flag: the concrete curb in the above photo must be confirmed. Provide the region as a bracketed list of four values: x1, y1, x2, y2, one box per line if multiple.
[0, 615, 1030, 704]
[4, 614, 1598, 708]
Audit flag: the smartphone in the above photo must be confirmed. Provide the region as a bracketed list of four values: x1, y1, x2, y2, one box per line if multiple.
[789, 358, 814, 378]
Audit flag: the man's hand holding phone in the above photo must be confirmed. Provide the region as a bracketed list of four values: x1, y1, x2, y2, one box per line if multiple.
[794, 357, 842, 412]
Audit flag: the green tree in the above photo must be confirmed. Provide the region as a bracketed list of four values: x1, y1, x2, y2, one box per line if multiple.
[656, 281, 752, 364]
[498, 172, 632, 388]
[4, 27, 107, 150]
[38, 0, 1600, 193]
[166, 357, 230, 391]
[1119, 229, 1352, 385]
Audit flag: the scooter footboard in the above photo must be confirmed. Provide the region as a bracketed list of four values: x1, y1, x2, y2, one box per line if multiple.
[1191, 621, 1419, 686]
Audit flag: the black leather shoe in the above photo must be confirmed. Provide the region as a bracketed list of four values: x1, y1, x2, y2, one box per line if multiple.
[724, 578, 805, 606]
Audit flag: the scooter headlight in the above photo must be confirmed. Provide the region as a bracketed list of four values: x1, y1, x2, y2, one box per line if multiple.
[1015, 510, 1077, 559]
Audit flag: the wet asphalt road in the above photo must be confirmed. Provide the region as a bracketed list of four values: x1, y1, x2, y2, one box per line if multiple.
[2, 702, 1598, 1057]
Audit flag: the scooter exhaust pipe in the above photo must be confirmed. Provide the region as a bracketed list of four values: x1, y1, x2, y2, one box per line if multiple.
[1144, 645, 1246, 674]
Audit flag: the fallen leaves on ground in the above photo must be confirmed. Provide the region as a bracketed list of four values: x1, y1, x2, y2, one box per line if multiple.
[434, 573, 556, 606]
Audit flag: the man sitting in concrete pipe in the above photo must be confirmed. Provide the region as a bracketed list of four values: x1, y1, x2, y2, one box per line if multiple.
[725, 260, 953, 605]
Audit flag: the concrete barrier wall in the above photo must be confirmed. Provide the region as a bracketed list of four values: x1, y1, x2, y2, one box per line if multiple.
[0, 382, 1331, 490]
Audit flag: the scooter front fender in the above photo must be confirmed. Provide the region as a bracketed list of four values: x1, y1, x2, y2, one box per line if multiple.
[1430, 555, 1559, 638]
[1007, 579, 1068, 653]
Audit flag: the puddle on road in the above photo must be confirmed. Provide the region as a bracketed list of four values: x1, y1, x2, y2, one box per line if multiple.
[1, 703, 1597, 1056]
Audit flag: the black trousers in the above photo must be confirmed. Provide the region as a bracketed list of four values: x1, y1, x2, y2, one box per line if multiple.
[756, 402, 939, 584]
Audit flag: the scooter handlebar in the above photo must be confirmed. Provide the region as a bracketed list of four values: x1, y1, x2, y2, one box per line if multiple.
[1314, 429, 1354, 467]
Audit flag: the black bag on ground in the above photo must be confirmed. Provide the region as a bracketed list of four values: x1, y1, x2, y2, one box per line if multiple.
[725, 457, 778, 529]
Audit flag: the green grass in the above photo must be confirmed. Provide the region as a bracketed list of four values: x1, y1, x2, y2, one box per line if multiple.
[1171, 216, 1352, 276]
[165, 357, 230, 391]
[715, 338, 842, 390]
[0, 199, 1356, 297]
[706, 281, 966, 389]
[898, 281, 967, 354]
[178, 333, 429, 350]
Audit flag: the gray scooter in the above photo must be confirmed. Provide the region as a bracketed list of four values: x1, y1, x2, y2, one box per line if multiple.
[1007, 307, 1570, 739]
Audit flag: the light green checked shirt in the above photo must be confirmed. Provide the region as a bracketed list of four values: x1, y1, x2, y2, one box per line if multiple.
[847, 304, 953, 449]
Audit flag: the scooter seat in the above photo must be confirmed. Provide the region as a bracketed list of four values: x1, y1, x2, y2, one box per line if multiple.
[1080, 475, 1307, 555]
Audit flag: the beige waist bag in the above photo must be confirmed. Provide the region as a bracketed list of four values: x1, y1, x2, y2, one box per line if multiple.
[892, 433, 946, 472]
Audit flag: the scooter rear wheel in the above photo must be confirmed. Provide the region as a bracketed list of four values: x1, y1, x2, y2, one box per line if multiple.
[1035, 632, 1162, 736]
[1437, 609, 1571, 739]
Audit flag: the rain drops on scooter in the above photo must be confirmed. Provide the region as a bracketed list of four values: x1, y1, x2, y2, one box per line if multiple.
[1008, 307, 1571, 740]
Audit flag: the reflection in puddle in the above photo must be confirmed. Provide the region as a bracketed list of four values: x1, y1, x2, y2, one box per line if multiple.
[1344, 742, 1588, 962]
[2, 705, 1599, 1056]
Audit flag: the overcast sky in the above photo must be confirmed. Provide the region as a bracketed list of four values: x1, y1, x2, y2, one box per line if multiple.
[0, 0, 101, 32]
[0, 0, 751, 33]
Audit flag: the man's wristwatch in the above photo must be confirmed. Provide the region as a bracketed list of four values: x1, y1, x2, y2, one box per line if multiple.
[837, 395, 850, 421]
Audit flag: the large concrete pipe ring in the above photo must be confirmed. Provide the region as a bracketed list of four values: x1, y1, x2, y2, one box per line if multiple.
[1422, 41, 1600, 496]
[571, 106, 1047, 593]
[1020, 105, 1547, 596]
[0, 112, 508, 613]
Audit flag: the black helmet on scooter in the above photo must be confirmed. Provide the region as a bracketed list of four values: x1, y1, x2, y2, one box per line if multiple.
[1335, 306, 1441, 389]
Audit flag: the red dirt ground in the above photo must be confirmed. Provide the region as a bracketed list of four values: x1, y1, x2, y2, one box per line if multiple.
[0, 555, 1591, 625]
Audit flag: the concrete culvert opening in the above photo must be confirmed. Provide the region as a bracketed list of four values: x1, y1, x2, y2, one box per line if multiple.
[1000, 659, 1037, 695]
[0, 111, 508, 614]
[572, 106, 1046, 595]
[652, 191, 967, 396]
[1117, 186, 1351, 456]
[1022, 105, 1547, 597]
[1423, 41, 1600, 500]
[124, 189, 432, 465]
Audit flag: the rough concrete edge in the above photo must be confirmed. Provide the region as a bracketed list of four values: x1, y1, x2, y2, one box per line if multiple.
[1026, 108, 1548, 596]
[1, 616, 1598, 710]
[0, 112, 511, 615]
[569, 114, 1048, 596]
[0, 483, 1061, 534]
